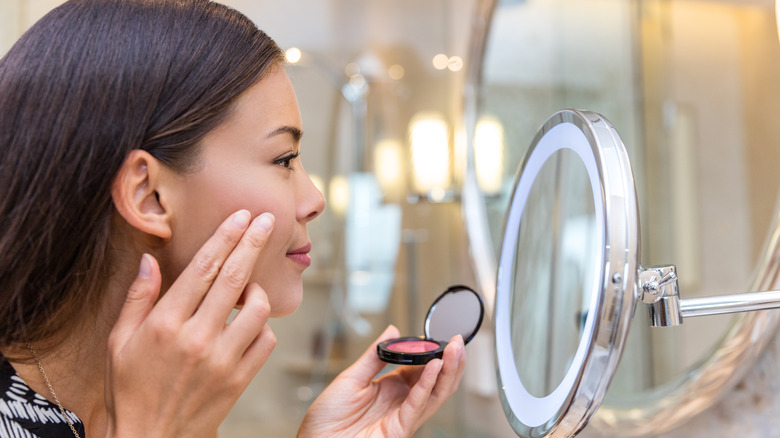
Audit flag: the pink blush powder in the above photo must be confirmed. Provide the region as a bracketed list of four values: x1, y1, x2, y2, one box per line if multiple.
[387, 340, 440, 353]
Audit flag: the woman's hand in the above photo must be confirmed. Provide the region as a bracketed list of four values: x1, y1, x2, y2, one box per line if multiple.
[297, 325, 467, 438]
[105, 210, 277, 438]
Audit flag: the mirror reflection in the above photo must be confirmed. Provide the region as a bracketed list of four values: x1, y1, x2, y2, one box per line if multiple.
[427, 287, 483, 342]
[511, 148, 597, 398]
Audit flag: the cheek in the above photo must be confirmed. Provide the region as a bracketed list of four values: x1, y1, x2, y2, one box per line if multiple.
[196, 174, 290, 229]
[250, 211, 300, 316]
[167, 173, 290, 277]
[168, 167, 302, 315]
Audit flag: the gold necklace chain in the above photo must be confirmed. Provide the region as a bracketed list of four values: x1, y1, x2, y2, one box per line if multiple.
[25, 343, 82, 438]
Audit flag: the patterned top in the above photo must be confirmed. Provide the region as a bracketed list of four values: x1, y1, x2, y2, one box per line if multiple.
[0, 358, 85, 437]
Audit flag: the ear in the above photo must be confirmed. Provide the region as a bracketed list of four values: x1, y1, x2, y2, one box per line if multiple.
[112, 150, 172, 240]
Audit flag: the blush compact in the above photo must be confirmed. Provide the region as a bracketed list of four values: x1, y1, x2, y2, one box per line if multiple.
[377, 285, 484, 365]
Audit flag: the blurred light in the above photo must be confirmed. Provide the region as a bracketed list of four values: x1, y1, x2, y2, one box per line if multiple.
[453, 125, 467, 186]
[329, 175, 349, 217]
[777, 0, 780, 44]
[285, 47, 302, 64]
[373, 139, 404, 198]
[296, 386, 314, 402]
[308, 174, 325, 197]
[349, 74, 366, 90]
[474, 116, 505, 194]
[409, 113, 450, 193]
[432, 53, 449, 70]
[447, 56, 463, 72]
[353, 51, 385, 79]
[388, 64, 405, 80]
[345, 62, 360, 77]
[429, 187, 447, 202]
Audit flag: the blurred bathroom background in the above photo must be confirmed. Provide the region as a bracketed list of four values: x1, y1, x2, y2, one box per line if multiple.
[3, 0, 780, 436]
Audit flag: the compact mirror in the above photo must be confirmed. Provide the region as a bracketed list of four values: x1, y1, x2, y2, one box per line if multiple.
[378, 285, 484, 365]
[496, 109, 638, 436]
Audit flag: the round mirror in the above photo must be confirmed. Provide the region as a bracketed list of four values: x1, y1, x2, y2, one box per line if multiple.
[495, 109, 638, 436]
[426, 286, 484, 344]
[509, 146, 598, 398]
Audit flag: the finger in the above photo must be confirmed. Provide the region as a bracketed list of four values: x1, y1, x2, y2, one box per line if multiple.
[234, 323, 277, 383]
[157, 210, 251, 320]
[223, 283, 271, 357]
[109, 254, 161, 350]
[430, 335, 466, 401]
[195, 212, 274, 326]
[341, 325, 400, 384]
[397, 358, 443, 431]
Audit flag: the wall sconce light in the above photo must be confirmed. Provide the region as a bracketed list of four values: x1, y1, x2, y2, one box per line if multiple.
[329, 175, 349, 217]
[285, 47, 302, 64]
[409, 112, 451, 201]
[373, 139, 404, 201]
[474, 116, 505, 195]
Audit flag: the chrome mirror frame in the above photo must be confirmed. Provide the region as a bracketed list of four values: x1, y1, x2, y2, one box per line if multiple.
[495, 109, 638, 436]
[462, 0, 780, 435]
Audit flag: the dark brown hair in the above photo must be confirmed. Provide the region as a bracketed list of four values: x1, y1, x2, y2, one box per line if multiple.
[0, 0, 283, 352]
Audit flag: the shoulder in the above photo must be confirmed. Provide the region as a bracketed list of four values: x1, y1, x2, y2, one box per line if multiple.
[0, 357, 84, 438]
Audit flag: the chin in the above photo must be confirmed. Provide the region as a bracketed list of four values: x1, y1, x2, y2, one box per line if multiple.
[268, 285, 303, 318]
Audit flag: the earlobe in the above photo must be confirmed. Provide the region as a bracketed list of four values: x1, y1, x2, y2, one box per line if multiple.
[112, 150, 173, 240]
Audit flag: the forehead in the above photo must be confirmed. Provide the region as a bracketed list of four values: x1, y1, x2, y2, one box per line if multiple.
[228, 67, 301, 129]
[194, 67, 302, 165]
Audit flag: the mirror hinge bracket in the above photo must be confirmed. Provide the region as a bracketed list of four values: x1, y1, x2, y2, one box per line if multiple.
[639, 265, 683, 327]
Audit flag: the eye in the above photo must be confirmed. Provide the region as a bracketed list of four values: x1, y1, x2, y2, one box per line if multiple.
[274, 151, 300, 169]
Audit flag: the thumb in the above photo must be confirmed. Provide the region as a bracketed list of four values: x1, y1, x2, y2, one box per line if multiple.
[109, 254, 161, 349]
[342, 325, 401, 384]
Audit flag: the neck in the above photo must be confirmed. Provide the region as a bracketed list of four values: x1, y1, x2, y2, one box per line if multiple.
[4, 271, 135, 437]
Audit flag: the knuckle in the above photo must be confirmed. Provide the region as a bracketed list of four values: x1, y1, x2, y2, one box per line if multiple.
[225, 372, 246, 393]
[221, 262, 249, 290]
[241, 288, 271, 325]
[124, 284, 146, 302]
[265, 326, 277, 349]
[150, 317, 179, 340]
[183, 336, 211, 361]
[210, 355, 232, 377]
[260, 324, 276, 350]
[254, 293, 271, 318]
[244, 228, 268, 250]
[193, 251, 222, 283]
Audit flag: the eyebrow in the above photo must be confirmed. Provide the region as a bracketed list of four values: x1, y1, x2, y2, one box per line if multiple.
[267, 126, 303, 143]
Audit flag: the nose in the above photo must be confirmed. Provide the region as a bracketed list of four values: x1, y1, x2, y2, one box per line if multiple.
[298, 169, 325, 223]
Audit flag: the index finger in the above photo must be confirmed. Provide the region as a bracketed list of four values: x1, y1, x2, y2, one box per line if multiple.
[195, 212, 275, 326]
[155, 209, 252, 321]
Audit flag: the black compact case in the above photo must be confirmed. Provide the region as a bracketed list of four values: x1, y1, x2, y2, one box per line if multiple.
[377, 285, 484, 365]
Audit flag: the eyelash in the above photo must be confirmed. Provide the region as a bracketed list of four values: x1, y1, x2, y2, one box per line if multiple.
[274, 151, 300, 169]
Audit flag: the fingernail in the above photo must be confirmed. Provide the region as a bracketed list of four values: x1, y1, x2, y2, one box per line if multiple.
[454, 335, 464, 355]
[254, 212, 275, 232]
[138, 254, 152, 279]
[232, 210, 251, 229]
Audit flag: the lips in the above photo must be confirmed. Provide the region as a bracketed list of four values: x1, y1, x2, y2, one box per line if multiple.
[287, 242, 312, 267]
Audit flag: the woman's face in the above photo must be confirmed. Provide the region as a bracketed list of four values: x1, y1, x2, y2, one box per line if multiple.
[163, 67, 325, 317]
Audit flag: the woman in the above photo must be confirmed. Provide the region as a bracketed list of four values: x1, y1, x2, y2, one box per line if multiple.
[0, 1, 467, 437]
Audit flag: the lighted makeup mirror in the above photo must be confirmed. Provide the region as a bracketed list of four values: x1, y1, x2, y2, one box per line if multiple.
[494, 109, 780, 437]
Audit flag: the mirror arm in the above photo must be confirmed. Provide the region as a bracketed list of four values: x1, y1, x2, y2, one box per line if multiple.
[639, 265, 780, 327]
[679, 291, 780, 318]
